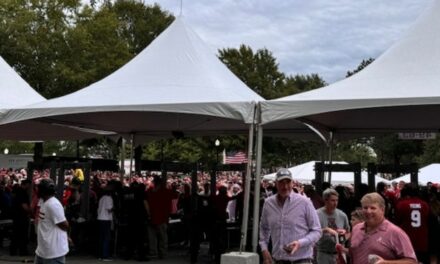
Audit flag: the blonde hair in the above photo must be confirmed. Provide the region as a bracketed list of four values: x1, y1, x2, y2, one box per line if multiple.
[350, 208, 365, 221]
[360, 192, 385, 209]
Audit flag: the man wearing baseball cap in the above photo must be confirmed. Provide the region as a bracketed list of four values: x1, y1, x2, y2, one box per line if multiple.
[259, 168, 321, 264]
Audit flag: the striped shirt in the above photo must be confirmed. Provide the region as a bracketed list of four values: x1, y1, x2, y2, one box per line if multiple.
[349, 219, 417, 264]
[259, 191, 321, 261]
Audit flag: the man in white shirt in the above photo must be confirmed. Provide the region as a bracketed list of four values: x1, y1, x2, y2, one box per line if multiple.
[35, 179, 69, 264]
[97, 186, 114, 261]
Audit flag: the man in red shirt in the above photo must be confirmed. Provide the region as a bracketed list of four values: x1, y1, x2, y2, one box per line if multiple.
[349, 193, 417, 264]
[146, 176, 175, 259]
[395, 183, 430, 264]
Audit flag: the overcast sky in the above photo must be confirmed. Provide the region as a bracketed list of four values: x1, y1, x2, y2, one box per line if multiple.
[141, 0, 433, 84]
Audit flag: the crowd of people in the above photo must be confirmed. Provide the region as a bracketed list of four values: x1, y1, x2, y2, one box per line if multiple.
[0, 167, 246, 264]
[259, 169, 440, 264]
[1, 166, 440, 264]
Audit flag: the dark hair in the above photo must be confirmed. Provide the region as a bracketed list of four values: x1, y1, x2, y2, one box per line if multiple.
[38, 179, 56, 197]
[401, 183, 419, 198]
[376, 181, 386, 193]
[21, 179, 31, 185]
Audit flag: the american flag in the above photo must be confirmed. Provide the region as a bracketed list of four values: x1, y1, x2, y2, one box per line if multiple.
[224, 150, 248, 164]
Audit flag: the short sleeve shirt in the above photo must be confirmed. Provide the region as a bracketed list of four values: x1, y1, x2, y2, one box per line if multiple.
[36, 197, 69, 259]
[349, 219, 417, 264]
[316, 207, 350, 252]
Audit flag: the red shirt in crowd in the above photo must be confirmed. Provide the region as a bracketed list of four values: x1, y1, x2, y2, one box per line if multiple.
[147, 186, 174, 225]
[395, 197, 430, 253]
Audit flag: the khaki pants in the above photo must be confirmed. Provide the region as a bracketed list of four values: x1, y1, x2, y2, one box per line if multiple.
[147, 223, 168, 257]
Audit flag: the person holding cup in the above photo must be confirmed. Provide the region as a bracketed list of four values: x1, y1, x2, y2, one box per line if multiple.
[259, 168, 321, 264]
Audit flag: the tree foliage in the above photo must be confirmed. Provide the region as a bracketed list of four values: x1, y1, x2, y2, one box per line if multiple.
[4, 1, 430, 171]
[346, 58, 374, 78]
[0, 0, 173, 98]
[0, 0, 173, 159]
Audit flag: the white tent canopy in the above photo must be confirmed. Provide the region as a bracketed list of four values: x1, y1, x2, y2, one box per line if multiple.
[0, 56, 101, 140]
[1, 16, 263, 137]
[393, 163, 440, 185]
[260, 0, 440, 138]
[262, 161, 390, 185]
[0, 56, 44, 109]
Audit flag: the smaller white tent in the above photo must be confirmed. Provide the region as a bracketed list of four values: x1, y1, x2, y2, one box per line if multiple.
[0, 56, 103, 140]
[263, 161, 390, 185]
[393, 163, 440, 185]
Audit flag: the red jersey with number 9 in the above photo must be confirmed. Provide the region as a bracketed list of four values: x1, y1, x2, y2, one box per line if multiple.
[395, 197, 430, 252]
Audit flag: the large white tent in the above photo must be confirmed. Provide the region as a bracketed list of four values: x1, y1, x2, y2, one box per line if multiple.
[0, 16, 263, 252]
[260, 0, 440, 139]
[262, 161, 390, 185]
[393, 163, 440, 185]
[251, 0, 440, 252]
[0, 17, 263, 137]
[0, 56, 101, 140]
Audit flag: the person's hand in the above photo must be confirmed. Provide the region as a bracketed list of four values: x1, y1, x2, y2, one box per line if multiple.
[262, 250, 273, 264]
[325, 227, 338, 236]
[284, 241, 300, 255]
[374, 257, 385, 264]
[336, 243, 344, 253]
[337, 229, 347, 236]
[335, 243, 348, 254]
[368, 254, 383, 264]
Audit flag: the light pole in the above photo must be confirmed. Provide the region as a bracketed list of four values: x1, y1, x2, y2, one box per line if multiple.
[215, 139, 220, 164]
[212, 139, 221, 195]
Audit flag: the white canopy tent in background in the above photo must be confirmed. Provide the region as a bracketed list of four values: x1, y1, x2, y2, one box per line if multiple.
[0, 56, 44, 108]
[252, 0, 440, 252]
[0, 16, 263, 251]
[0, 56, 102, 140]
[260, 0, 440, 139]
[393, 163, 440, 185]
[262, 161, 390, 185]
[0, 17, 263, 136]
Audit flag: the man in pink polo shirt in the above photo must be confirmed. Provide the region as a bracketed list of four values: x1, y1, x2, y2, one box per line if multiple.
[349, 193, 417, 264]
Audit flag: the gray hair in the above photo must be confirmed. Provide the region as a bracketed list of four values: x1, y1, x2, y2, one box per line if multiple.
[323, 188, 339, 200]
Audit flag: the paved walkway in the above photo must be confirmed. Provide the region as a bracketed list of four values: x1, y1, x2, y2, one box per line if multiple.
[0, 243, 225, 264]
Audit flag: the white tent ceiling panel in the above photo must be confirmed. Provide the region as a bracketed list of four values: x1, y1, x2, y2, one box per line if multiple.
[261, 0, 440, 134]
[2, 17, 262, 133]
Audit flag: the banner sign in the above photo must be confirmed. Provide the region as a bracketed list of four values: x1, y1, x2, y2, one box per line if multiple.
[398, 132, 436, 140]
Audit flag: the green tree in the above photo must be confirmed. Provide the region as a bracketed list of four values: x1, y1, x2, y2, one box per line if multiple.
[333, 139, 376, 167]
[111, 1, 173, 55]
[346, 58, 374, 77]
[218, 45, 328, 168]
[0, 0, 83, 97]
[0, 0, 174, 159]
[417, 135, 440, 166]
[282, 74, 326, 97]
[371, 134, 424, 165]
[218, 45, 285, 99]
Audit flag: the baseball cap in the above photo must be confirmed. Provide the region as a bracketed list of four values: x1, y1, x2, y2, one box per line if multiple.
[275, 168, 292, 181]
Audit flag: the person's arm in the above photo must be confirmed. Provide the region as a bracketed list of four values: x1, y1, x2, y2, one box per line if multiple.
[322, 227, 338, 235]
[107, 196, 114, 213]
[259, 201, 272, 264]
[261, 249, 273, 264]
[375, 257, 417, 264]
[56, 220, 69, 231]
[297, 200, 322, 247]
[21, 203, 32, 216]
